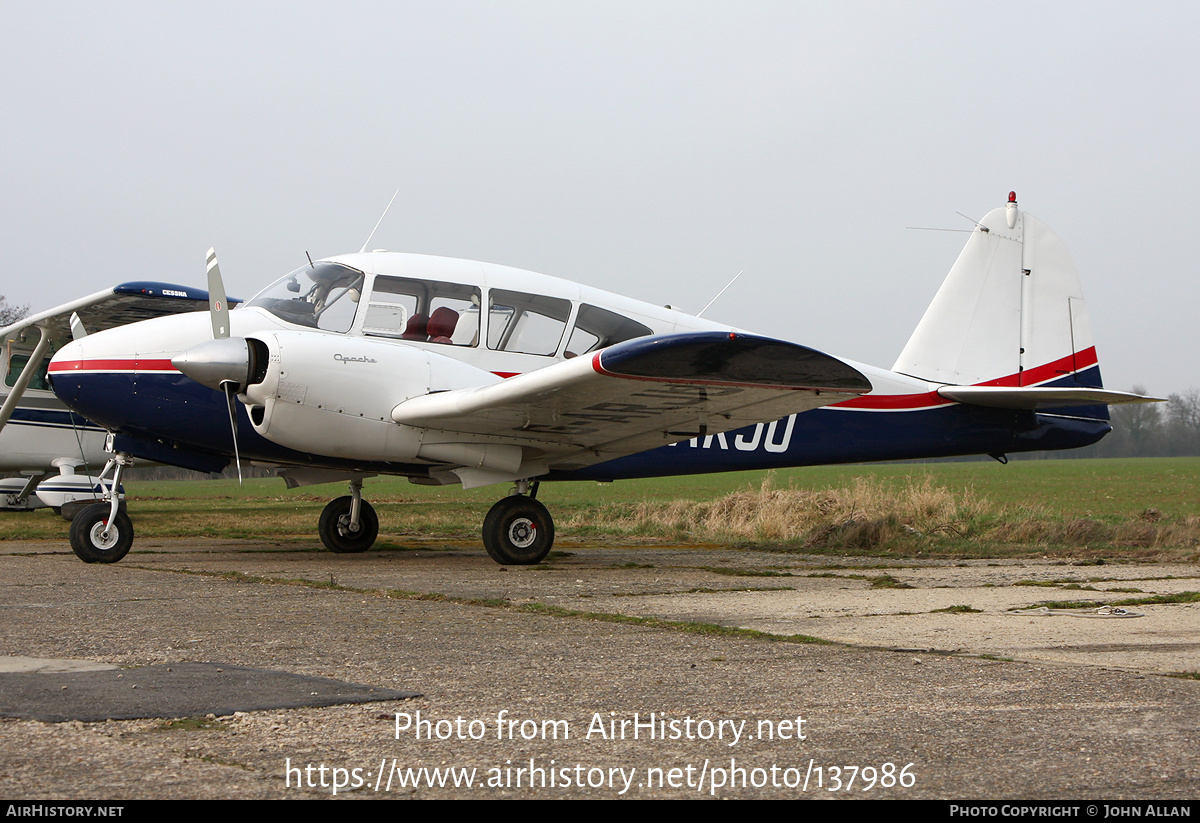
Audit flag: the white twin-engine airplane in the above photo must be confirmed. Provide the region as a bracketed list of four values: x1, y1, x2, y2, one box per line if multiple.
[46, 193, 1154, 565]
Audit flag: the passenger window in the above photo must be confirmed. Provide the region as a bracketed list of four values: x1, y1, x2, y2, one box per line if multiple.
[487, 290, 571, 356]
[366, 276, 480, 346]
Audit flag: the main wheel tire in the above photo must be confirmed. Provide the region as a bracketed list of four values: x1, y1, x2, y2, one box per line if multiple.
[69, 502, 134, 564]
[318, 496, 379, 553]
[482, 496, 554, 565]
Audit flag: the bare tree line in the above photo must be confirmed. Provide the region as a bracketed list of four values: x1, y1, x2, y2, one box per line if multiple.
[0, 296, 29, 327]
[1061, 387, 1200, 459]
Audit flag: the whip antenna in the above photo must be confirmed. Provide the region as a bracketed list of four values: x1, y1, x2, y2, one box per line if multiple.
[697, 270, 744, 318]
[360, 189, 400, 253]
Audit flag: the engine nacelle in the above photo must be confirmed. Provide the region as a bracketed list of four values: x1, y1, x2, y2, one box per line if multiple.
[241, 331, 502, 463]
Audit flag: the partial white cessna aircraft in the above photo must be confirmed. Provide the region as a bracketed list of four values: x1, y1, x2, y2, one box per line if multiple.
[45, 193, 1155, 564]
[0, 284, 238, 517]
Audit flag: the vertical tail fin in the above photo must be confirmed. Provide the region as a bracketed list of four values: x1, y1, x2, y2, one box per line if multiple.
[893, 194, 1102, 393]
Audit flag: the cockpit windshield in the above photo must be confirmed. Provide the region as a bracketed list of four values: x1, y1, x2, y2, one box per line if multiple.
[246, 261, 365, 333]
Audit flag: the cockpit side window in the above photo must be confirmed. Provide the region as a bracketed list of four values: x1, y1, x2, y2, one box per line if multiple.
[565, 304, 653, 355]
[487, 290, 571, 356]
[366, 275, 480, 346]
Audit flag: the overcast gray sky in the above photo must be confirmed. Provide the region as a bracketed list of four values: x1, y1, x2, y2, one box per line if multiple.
[3, 1, 1195, 395]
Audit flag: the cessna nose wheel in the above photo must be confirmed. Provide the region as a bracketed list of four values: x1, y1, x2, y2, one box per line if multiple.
[482, 495, 554, 565]
[69, 502, 134, 564]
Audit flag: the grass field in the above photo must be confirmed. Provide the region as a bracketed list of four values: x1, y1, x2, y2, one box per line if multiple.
[3, 457, 1199, 560]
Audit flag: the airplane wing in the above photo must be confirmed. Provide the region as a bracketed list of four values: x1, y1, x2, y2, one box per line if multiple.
[392, 332, 872, 477]
[1, 281, 240, 344]
[1, 282, 241, 434]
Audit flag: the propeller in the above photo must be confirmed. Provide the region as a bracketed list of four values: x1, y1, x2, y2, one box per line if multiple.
[222, 380, 243, 484]
[207, 247, 230, 339]
[176, 248, 245, 482]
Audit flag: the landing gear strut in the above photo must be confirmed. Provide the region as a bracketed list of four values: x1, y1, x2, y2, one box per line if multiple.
[68, 453, 133, 564]
[318, 478, 378, 553]
[482, 480, 554, 565]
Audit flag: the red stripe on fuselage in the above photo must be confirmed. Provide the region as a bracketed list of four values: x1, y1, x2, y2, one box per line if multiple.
[834, 390, 947, 411]
[833, 348, 1100, 411]
[47, 349, 1102, 412]
[47, 358, 179, 373]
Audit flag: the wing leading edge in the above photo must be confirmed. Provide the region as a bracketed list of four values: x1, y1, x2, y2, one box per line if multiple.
[393, 332, 872, 477]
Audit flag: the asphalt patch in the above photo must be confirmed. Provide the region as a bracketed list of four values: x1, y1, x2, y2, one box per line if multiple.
[0, 662, 419, 722]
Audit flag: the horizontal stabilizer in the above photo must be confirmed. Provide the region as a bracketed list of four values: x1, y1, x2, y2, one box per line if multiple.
[937, 386, 1163, 410]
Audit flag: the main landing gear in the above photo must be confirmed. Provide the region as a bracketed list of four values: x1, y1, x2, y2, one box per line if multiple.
[318, 478, 379, 553]
[312, 477, 555, 565]
[68, 453, 133, 564]
[64, 463, 555, 566]
[482, 480, 554, 566]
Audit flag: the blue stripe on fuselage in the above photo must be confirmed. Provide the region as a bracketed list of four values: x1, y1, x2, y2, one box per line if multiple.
[2, 407, 103, 431]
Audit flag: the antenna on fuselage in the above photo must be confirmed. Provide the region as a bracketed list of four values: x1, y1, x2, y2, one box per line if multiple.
[696, 270, 744, 318]
[954, 211, 989, 233]
[359, 188, 400, 254]
[907, 207, 989, 234]
[905, 226, 973, 233]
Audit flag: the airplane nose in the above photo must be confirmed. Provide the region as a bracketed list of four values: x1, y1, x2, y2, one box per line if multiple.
[172, 337, 252, 390]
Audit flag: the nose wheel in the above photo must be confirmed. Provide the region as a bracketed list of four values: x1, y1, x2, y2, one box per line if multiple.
[67, 452, 133, 563]
[482, 495, 554, 565]
[69, 503, 133, 563]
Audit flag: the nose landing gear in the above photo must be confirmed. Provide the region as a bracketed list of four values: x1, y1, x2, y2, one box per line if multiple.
[68, 453, 133, 564]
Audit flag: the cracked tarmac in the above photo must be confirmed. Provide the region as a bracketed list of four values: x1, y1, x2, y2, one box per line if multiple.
[0, 537, 1196, 799]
